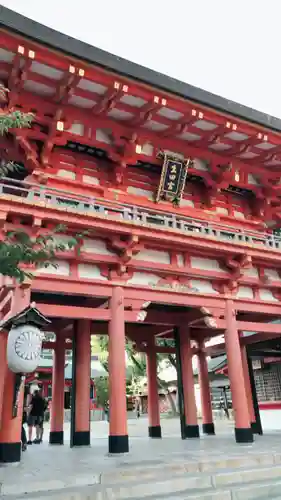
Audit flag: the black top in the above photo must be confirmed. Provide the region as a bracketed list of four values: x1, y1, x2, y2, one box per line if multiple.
[1, 6, 281, 133]
[30, 395, 47, 417]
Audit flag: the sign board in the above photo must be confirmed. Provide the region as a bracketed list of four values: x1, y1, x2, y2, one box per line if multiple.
[252, 360, 262, 370]
[264, 357, 281, 364]
[156, 152, 191, 204]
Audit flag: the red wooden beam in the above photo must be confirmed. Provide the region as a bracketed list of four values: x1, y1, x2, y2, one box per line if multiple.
[3, 28, 281, 154]
[15, 93, 274, 178]
[195, 319, 281, 333]
[2, 193, 281, 265]
[241, 332, 281, 346]
[36, 303, 188, 324]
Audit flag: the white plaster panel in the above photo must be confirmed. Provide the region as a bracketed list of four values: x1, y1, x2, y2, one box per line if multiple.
[78, 264, 107, 280]
[52, 235, 73, 246]
[264, 269, 281, 281]
[134, 249, 170, 264]
[234, 211, 245, 219]
[68, 122, 84, 135]
[242, 266, 259, 278]
[216, 207, 229, 215]
[81, 238, 115, 255]
[127, 272, 161, 286]
[236, 286, 254, 299]
[177, 254, 185, 267]
[190, 280, 218, 294]
[248, 174, 259, 185]
[141, 143, 154, 156]
[82, 175, 100, 185]
[37, 260, 70, 276]
[96, 129, 112, 143]
[181, 199, 194, 207]
[190, 257, 224, 272]
[57, 169, 76, 180]
[259, 289, 279, 302]
[193, 158, 208, 171]
[126, 186, 154, 200]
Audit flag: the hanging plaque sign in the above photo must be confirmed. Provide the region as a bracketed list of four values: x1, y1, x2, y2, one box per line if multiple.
[155, 151, 192, 204]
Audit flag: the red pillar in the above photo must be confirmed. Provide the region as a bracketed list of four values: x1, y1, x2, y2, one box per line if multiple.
[225, 300, 253, 443]
[0, 369, 25, 463]
[0, 285, 30, 463]
[49, 336, 65, 444]
[180, 328, 199, 438]
[108, 287, 129, 453]
[146, 348, 161, 438]
[241, 346, 256, 433]
[73, 320, 91, 446]
[197, 344, 215, 435]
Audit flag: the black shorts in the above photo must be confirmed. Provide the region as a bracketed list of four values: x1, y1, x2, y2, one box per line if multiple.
[27, 415, 44, 427]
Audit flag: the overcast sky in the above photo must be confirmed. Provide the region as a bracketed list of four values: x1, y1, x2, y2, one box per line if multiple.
[1, 0, 279, 118]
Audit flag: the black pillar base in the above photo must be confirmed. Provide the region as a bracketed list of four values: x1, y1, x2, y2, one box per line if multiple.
[0, 442, 21, 463]
[49, 431, 64, 445]
[235, 427, 253, 443]
[148, 425, 162, 438]
[251, 421, 263, 435]
[72, 431, 90, 447]
[108, 434, 129, 454]
[202, 422, 215, 435]
[185, 424, 200, 439]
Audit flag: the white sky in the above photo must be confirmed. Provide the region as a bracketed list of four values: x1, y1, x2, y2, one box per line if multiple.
[1, 0, 280, 118]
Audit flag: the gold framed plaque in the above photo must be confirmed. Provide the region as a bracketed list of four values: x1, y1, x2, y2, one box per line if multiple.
[156, 151, 191, 204]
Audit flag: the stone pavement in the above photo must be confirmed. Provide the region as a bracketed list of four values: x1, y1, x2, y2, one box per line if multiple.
[2, 417, 281, 499]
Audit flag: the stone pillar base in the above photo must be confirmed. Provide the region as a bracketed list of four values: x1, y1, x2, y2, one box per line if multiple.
[235, 427, 253, 443]
[72, 431, 90, 446]
[0, 442, 21, 463]
[148, 425, 162, 438]
[202, 422, 215, 435]
[108, 434, 129, 454]
[185, 424, 200, 438]
[49, 431, 64, 445]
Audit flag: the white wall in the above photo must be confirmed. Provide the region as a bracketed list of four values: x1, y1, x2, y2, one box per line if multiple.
[260, 409, 281, 431]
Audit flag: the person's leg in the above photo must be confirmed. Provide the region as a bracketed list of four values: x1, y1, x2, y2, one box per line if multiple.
[35, 425, 41, 442]
[21, 425, 27, 451]
[34, 417, 44, 442]
[39, 420, 44, 442]
[27, 416, 34, 444]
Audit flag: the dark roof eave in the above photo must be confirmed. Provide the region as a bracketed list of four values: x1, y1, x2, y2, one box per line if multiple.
[0, 305, 51, 330]
[1, 6, 281, 134]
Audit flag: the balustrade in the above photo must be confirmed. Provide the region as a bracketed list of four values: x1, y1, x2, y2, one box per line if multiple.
[1, 178, 281, 251]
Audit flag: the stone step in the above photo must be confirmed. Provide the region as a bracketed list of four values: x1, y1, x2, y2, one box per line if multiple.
[4, 463, 281, 500]
[6, 449, 279, 497]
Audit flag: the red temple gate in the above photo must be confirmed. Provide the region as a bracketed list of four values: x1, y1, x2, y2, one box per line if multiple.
[1, 6, 281, 462]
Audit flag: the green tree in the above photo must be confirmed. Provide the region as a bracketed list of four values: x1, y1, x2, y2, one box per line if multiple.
[93, 335, 178, 415]
[0, 108, 33, 137]
[0, 83, 33, 178]
[94, 377, 109, 408]
[1, 227, 83, 282]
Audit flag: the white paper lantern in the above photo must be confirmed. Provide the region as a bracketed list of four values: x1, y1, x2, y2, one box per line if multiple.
[7, 324, 43, 373]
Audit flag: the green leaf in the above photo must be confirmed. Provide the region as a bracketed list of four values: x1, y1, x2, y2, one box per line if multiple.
[0, 226, 83, 282]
